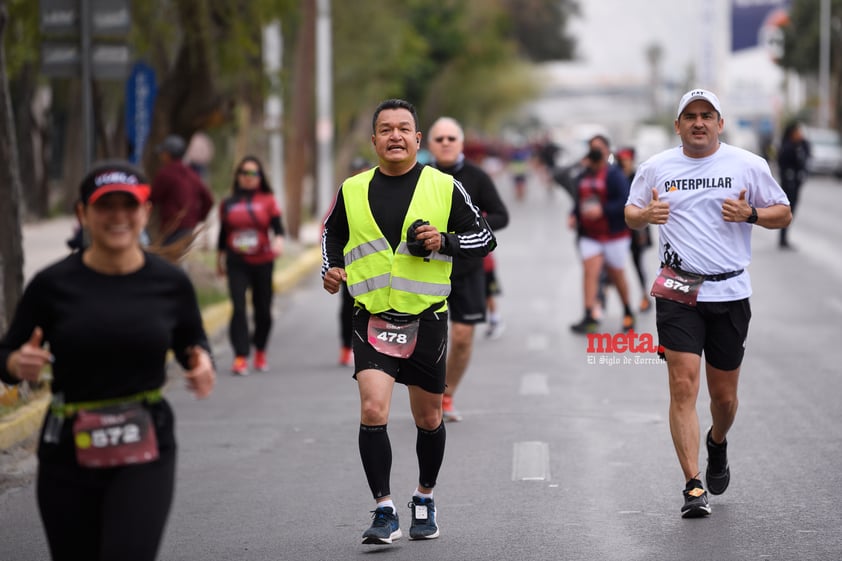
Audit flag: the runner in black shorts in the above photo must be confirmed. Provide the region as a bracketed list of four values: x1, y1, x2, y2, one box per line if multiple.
[428, 116, 509, 422]
[322, 100, 496, 545]
[626, 89, 791, 519]
[656, 299, 751, 370]
[352, 307, 448, 394]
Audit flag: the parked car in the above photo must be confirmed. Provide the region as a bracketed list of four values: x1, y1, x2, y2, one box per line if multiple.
[802, 126, 842, 177]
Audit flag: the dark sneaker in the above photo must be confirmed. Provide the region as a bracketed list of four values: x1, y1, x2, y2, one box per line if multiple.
[570, 317, 599, 334]
[681, 478, 712, 518]
[408, 496, 439, 540]
[705, 428, 730, 495]
[361, 506, 401, 545]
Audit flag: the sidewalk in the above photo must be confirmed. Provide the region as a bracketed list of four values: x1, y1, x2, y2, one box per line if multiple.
[0, 217, 323, 449]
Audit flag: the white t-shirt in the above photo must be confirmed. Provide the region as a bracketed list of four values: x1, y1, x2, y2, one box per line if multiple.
[626, 142, 789, 302]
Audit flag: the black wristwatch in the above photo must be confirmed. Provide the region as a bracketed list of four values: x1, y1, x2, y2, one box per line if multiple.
[747, 205, 758, 224]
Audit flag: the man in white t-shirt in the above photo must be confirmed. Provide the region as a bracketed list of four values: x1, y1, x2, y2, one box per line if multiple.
[625, 89, 791, 518]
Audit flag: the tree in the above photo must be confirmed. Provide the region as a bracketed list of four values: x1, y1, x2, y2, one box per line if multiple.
[3, 0, 47, 219]
[501, 0, 579, 62]
[0, 1, 24, 330]
[330, 0, 577, 184]
[778, 0, 842, 126]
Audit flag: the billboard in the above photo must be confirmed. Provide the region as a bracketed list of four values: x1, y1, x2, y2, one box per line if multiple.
[731, 0, 790, 55]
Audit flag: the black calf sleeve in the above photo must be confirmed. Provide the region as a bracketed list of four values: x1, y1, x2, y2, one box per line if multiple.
[359, 424, 392, 499]
[416, 422, 446, 489]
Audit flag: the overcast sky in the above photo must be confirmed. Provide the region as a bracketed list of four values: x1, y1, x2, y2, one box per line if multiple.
[566, 0, 720, 85]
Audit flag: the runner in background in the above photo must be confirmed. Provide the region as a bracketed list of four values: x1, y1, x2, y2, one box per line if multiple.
[483, 252, 505, 339]
[617, 147, 653, 313]
[427, 116, 509, 423]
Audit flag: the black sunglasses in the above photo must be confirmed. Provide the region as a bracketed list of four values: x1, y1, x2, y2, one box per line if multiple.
[433, 136, 458, 143]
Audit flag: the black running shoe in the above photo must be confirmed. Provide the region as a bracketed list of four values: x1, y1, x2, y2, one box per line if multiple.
[705, 428, 730, 495]
[570, 317, 599, 334]
[681, 478, 712, 518]
[361, 506, 401, 545]
[408, 496, 439, 539]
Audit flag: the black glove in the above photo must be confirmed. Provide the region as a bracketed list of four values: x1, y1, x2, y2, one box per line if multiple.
[406, 219, 431, 257]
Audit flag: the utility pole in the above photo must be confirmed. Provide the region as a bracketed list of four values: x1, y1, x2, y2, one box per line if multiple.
[80, 0, 93, 169]
[818, 0, 831, 128]
[263, 21, 285, 206]
[315, 0, 334, 217]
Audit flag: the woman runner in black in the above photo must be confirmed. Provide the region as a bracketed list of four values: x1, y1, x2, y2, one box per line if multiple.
[0, 160, 216, 561]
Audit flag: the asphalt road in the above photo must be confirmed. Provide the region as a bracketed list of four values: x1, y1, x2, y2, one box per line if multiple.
[1, 171, 840, 561]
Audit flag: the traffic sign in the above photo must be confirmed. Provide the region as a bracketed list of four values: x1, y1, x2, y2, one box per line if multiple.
[41, 42, 131, 79]
[40, 0, 131, 37]
[125, 62, 157, 165]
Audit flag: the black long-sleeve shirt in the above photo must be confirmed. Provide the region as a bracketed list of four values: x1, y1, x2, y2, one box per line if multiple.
[321, 162, 496, 278]
[435, 158, 508, 276]
[0, 252, 211, 462]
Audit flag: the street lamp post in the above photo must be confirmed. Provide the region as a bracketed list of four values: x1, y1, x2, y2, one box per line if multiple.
[818, 0, 831, 128]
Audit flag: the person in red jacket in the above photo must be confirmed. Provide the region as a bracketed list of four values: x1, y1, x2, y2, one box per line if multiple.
[216, 156, 285, 375]
[149, 135, 215, 254]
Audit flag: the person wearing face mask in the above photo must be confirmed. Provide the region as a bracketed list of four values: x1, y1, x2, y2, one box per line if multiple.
[568, 134, 635, 334]
[0, 160, 216, 561]
[216, 156, 285, 375]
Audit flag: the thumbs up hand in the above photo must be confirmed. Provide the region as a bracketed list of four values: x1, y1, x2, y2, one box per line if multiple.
[645, 188, 670, 224]
[721, 189, 752, 222]
[7, 327, 53, 382]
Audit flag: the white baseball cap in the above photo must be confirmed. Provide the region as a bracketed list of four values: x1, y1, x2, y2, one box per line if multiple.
[676, 88, 722, 119]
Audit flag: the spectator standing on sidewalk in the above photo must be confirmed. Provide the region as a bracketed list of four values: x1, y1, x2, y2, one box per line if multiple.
[625, 88, 791, 518]
[148, 134, 215, 261]
[569, 134, 635, 334]
[0, 160, 216, 561]
[216, 156, 285, 375]
[322, 99, 496, 545]
[427, 116, 509, 422]
[776, 120, 810, 249]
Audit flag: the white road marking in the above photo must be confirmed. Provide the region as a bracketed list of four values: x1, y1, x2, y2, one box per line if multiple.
[520, 373, 549, 395]
[526, 334, 548, 351]
[512, 441, 551, 481]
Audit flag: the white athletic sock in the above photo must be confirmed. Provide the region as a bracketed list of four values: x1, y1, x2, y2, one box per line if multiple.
[376, 499, 395, 512]
[413, 489, 434, 500]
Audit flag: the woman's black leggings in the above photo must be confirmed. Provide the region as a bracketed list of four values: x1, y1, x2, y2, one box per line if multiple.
[226, 258, 275, 356]
[37, 450, 176, 561]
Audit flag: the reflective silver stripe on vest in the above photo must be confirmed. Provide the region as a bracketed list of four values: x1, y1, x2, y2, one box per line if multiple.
[344, 238, 390, 267]
[395, 242, 454, 264]
[348, 273, 391, 298]
[392, 276, 451, 297]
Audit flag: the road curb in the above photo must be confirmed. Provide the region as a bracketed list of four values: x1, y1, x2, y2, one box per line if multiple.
[0, 244, 323, 450]
[0, 394, 49, 450]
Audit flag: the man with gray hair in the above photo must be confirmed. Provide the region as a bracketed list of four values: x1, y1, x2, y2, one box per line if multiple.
[427, 117, 509, 422]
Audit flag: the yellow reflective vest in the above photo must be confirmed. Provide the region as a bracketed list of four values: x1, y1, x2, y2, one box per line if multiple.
[343, 166, 454, 315]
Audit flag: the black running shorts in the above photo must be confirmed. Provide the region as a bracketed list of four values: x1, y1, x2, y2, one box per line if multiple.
[351, 307, 448, 394]
[655, 298, 752, 371]
[447, 268, 487, 324]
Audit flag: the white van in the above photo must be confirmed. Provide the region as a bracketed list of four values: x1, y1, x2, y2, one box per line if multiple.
[802, 126, 842, 177]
